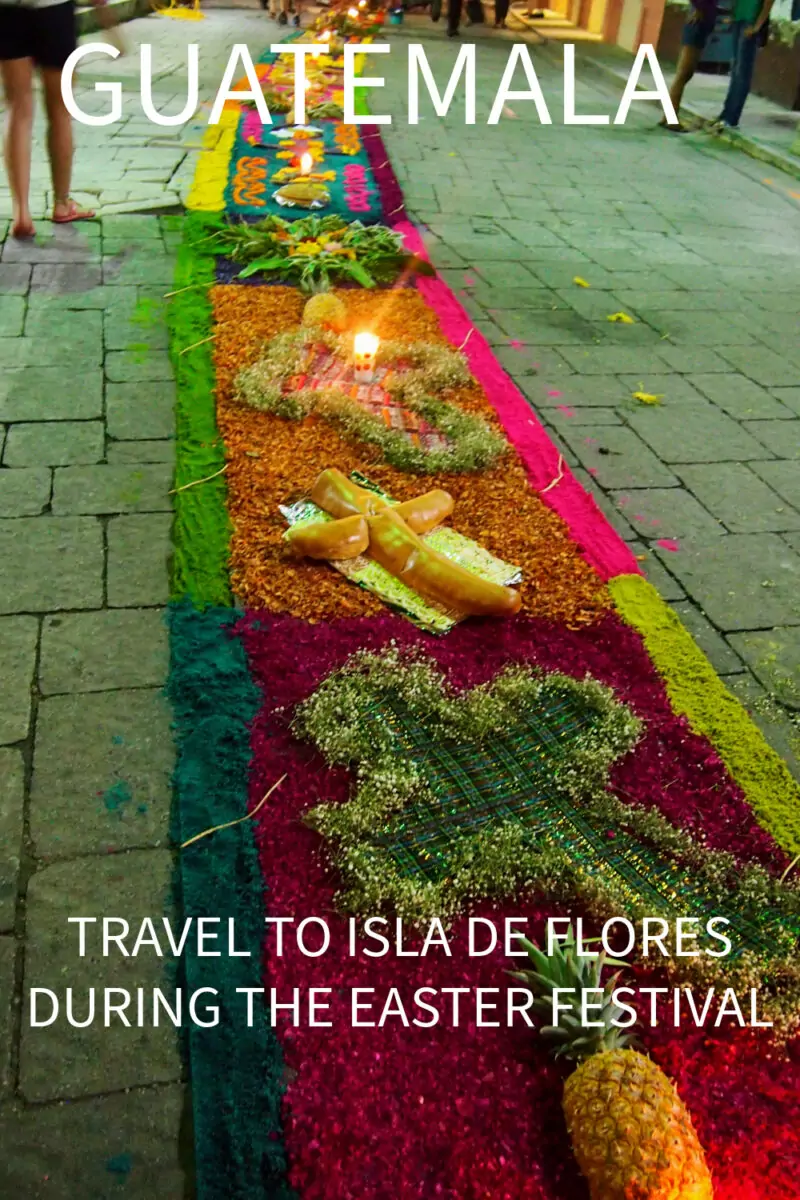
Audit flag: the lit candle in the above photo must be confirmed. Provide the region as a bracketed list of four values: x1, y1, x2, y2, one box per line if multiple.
[348, 6, 358, 15]
[299, 152, 313, 176]
[321, 28, 332, 39]
[353, 332, 379, 383]
[358, 1, 367, 7]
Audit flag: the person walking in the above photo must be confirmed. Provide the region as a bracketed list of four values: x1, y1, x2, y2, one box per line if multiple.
[0, 0, 97, 238]
[713, 0, 774, 130]
[659, 0, 718, 130]
[446, 0, 462, 36]
[493, 0, 509, 26]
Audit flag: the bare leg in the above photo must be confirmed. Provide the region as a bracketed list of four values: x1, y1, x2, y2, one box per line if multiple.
[40, 67, 94, 222]
[40, 67, 71, 213]
[1, 58, 35, 238]
[660, 46, 701, 126]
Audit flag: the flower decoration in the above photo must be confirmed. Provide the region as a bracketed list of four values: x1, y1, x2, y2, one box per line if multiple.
[235, 325, 507, 474]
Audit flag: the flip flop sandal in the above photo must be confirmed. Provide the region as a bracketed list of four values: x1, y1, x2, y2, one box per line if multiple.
[52, 201, 96, 224]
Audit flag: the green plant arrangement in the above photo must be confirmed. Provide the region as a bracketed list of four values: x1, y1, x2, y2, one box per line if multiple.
[510, 927, 714, 1200]
[243, 88, 293, 113]
[294, 645, 800, 1025]
[235, 325, 508, 474]
[206, 215, 436, 291]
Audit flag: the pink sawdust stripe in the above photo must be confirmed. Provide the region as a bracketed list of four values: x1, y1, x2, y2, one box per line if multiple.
[395, 220, 640, 583]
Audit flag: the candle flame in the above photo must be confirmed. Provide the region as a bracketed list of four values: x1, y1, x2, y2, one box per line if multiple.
[354, 332, 379, 356]
[348, 6, 358, 15]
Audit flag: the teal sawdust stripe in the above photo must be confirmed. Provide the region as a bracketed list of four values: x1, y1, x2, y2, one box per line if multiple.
[168, 600, 295, 1200]
[168, 212, 232, 608]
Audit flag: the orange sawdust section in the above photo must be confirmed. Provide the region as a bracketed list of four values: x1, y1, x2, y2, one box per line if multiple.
[212, 285, 610, 628]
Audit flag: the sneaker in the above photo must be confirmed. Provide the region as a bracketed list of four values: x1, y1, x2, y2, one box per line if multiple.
[278, 10, 288, 22]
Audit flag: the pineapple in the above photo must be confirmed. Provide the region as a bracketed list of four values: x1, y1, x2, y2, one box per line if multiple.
[302, 284, 347, 332]
[510, 927, 713, 1200]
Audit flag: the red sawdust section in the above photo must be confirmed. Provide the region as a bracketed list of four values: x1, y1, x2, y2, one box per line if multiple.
[212, 285, 610, 627]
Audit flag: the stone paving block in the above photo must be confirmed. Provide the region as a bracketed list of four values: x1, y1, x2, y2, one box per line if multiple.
[29, 263, 103, 293]
[547, 407, 621, 432]
[743, 419, 800, 460]
[557, 346, 671, 375]
[627, 540, 686, 601]
[22, 307, 102, 342]
[625, 402, 770, 464]
[655, 345, 733, 374]
[1, 233, 99, 265]
[106, 380, 175, 441]
[558, 424, 678, 489]
[0, 296, 25, 336]
[0, 263, 31, 294]
[107, 513, 171, 607]
[655, 533, 800, 631]
[0, 934, 13, 1090]
[0, 616, 37, 745]
[771, 388, 800, 416]
[19, 851, 182, 1101]
[104, 253, 176, 287]
[616, 374, 708, 405]
[3, 422, 104, 468]
[39, 608, 168, 695]
[107, 440, 175, 465]
[641, 311, 755, 345]
[669, 602, 744, 676]
[105, 351, 174, 384]
[751, 461, 800, 510]
[520, 374, 627, 408]
[0, 337, 100, 369]
[720, 345, 800, 388]
[609, 486, 724, 542]
[491, 345, 572, 378]
[571, 467, 634, 542]
[0, 368, 102, 422]
[52, 463, 172, 515]
[0, 1084, 189, 1197]
[726, 628, 800, 710]
[473, 262, 539, 288]
[688, 374, 791, 420]
[493, 310, 598, 344]
[0, 749, 23, 933]
[677, 463, 800, 534]
[0, 516, 102, 614]
[0, 468, 50, 516]
[31, 688, 173, 857]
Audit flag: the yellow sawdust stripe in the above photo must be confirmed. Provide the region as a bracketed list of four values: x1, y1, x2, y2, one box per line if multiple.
[186, 108, 238, 213]
[611, 573, 800, 856]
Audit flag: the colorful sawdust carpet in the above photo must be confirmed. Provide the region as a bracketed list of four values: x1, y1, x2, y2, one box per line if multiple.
[168, 25, 800, 1200]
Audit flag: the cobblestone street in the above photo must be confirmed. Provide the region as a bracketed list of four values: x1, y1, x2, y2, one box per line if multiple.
[0, 9, 799, 1195]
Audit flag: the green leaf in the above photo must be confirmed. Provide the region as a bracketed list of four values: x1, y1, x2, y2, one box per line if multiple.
[238, 256, 287, 278]
[343, 260, 376, 288]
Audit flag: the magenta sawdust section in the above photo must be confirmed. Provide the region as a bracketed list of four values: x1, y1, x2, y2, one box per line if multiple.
[236, 609, 800, 1200]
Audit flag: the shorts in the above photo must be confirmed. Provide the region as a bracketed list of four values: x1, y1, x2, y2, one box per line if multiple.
[681, 9, 717, 49]
[0, 2, 77, 70]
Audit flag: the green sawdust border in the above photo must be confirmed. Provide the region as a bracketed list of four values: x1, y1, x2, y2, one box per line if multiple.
[168, 600, 296, 1200]
[611, 574, 800, 857]
[168, 211, 233, 608]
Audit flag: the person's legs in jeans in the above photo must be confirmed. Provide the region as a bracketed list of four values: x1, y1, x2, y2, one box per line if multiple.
[1, 57, 35, 238]
[720, 21, 759, 126]
[447, 0, 462, 33]
[494, 0, 509, 24]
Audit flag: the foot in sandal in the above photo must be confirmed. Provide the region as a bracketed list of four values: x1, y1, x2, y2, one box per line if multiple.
[52, 198, 96, 224]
